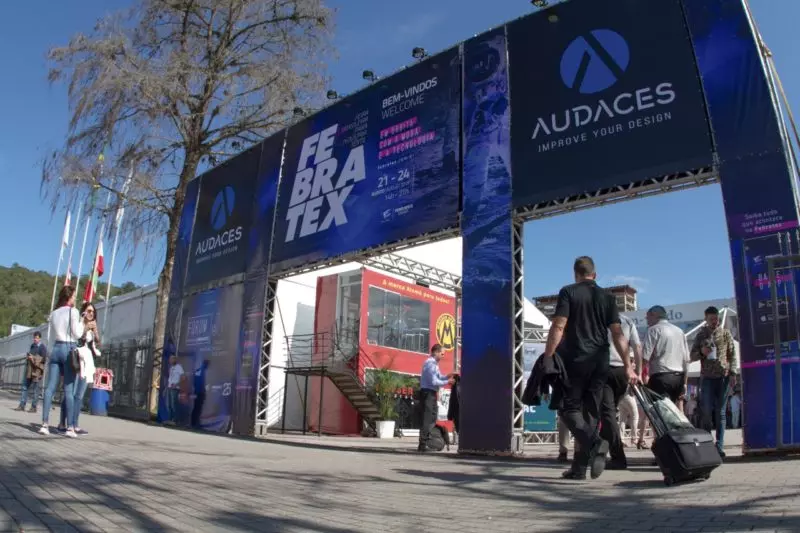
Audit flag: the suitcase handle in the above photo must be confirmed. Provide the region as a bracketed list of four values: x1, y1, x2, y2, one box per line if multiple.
[631, 384, 670, 437]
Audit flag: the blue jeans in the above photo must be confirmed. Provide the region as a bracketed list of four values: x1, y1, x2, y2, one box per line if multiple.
[701, 376, 730, 452]
[43, 342, 77, 426]
[168, 388, 180, 422]
[19, 378, 41, 409]
[60, 377, 89, 428]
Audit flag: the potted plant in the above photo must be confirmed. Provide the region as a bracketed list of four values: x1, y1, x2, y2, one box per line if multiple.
[372, 368, 402, 439]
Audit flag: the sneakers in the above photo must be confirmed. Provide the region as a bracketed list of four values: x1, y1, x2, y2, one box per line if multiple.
[75, 428, 88, 435]
[38, 425, 50, 435]
[28, 407, 37, 413]
[13, 406, 25, 412]
[64, 429, 78, 438]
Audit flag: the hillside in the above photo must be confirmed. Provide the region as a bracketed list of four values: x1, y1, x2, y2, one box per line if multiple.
[0, 263, 139, 337]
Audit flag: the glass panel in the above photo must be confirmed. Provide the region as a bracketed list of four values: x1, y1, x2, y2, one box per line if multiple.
[365, 285, 431, 354]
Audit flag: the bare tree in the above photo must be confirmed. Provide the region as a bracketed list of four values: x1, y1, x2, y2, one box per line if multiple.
[43, 0, 334, 414]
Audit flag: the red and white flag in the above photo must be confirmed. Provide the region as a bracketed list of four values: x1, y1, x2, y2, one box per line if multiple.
[83, 241, 105, 302]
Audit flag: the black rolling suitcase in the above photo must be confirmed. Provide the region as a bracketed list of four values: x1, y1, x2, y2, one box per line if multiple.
[632, 384, 722, 486]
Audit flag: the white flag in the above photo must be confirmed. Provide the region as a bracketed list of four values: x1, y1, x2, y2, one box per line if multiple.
[62, 212, 72, 248]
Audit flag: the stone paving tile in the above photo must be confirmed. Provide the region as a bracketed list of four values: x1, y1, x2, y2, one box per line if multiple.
[2, 394, 800, 532]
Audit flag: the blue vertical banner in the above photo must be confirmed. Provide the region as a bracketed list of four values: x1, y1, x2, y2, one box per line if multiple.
[460, 29, 515, 453]
[683, 0, 800, 451]
[157, 177, 199, 423]
[177, 284, 245, 433]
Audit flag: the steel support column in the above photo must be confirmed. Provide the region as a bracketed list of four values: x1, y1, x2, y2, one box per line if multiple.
[255, 279, 277, 436]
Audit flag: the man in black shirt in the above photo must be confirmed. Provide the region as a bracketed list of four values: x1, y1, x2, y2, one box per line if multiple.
[542, 257, 637, 480]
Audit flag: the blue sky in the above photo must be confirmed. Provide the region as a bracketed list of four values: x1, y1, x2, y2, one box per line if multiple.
[0, 0, 797, 308]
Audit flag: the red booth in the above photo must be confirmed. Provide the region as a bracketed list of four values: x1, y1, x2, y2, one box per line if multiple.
[309, 267, 457, 435]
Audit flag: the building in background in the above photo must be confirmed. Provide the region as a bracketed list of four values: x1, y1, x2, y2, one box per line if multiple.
[534, 284, 638, 318]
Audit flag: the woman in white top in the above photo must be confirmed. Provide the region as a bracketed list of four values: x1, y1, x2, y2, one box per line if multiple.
[40, 285, 84, 437]
[57, 302, 100, 435]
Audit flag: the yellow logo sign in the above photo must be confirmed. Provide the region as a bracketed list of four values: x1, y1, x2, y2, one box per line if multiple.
[436, 314, 457, 351]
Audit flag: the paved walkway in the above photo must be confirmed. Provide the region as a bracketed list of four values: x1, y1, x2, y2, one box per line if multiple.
[1, 393, 799, 533]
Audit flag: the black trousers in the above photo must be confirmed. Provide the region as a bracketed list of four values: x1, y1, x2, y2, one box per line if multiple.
[561, 357, 608, 468]
[649, 372, 684, 403]
[418, 389, 438, 448]
[601, 366, 629, 464]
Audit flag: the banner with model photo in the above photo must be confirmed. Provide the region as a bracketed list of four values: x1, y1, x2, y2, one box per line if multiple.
[269, 47, 461, 274]
[173, 283, 245, 433]
[507, 0, 714, 209]
[187, 145, 260, 287]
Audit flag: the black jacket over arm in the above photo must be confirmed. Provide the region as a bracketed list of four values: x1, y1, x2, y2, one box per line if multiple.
[521, 353, 569, 411]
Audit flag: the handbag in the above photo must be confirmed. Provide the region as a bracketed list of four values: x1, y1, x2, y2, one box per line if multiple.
[68, 309, 84, 374]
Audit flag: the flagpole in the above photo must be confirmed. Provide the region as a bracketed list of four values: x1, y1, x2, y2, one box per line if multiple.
[64, 199, 83, 285]
[74, 198, 92, 299]
[46, 211, 70, 345]
[102, 163, 134, 330]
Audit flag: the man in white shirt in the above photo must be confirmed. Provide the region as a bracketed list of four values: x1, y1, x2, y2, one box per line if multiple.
[167, 355, 184, 424]
[642, 306, 689, 404]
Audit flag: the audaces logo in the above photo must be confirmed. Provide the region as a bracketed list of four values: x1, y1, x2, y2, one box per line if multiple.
[284, 125, 366, 242]
[195, 185, 244, 258]
[531, 28, 677, 140]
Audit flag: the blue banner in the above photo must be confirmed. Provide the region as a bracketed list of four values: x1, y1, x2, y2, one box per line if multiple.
[157, 177, 199, 423]
[175, 284, 245, 433]
[247, 133, 284, 276]
[507, 0, 713, 209]
[270, 47, 461, 274]
[683, 0, 800, 451]
[187, 145, 261, 287]
[460, 29, 515, 453]
[231, 276, 267, 435]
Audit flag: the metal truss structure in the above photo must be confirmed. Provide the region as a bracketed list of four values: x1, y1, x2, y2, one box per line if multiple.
[255, 280, 278, 436]
[359, 252, 462, 294]
[511, 220, 526, 448]
[515, 166, 718, 221]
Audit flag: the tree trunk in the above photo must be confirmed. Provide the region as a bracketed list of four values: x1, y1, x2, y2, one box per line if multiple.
[148, 154, 201, 415]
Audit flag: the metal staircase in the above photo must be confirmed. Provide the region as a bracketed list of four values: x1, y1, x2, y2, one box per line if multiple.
[284, 326, 382, 432]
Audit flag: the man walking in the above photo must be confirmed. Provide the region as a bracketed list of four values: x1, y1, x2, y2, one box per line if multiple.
[15, 332, 47, 413]
[418, 344, 454, 452]
[542, 257, 637, 480]
[691, 306, 737, 457]
[604, 313, 642, 470]
[642, 306, 689, 404]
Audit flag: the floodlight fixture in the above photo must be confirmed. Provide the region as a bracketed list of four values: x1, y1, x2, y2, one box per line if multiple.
[412, 47, 428, 60]
[293, 107, 306, 117]
[326, 90, 340, 100]
[531, 0, 549, 7]
[362, 69, 378, 82]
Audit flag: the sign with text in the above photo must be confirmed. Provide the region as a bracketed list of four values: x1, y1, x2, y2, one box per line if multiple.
[270, 47, 461, 273]
[187, 146, 260, 286]
[507, 0, 713, 209]
[177, 284, 245, 433]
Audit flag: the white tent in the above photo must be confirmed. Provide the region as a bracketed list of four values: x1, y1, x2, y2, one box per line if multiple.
[523, 298, 551, 329]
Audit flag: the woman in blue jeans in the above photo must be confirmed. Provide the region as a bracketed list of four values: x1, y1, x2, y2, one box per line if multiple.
[58, 302, 100, 435]
[39, 285, 84, 438]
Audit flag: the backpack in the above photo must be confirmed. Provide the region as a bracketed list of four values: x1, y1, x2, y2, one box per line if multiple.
[428, 420, 456, 452]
